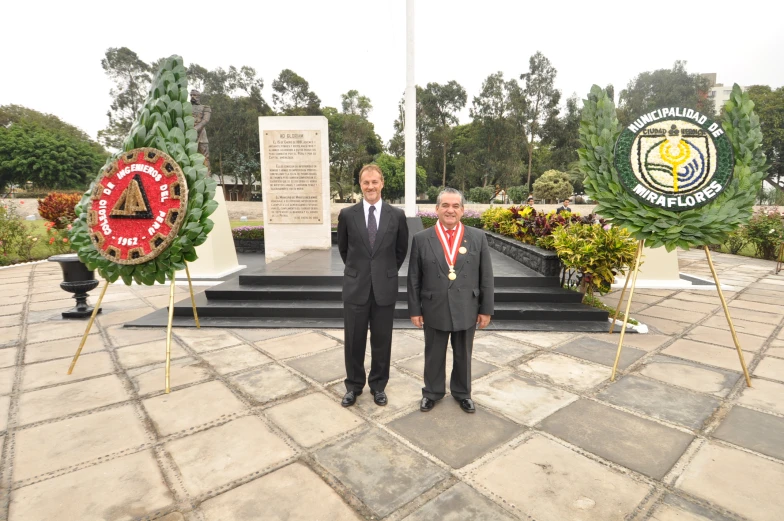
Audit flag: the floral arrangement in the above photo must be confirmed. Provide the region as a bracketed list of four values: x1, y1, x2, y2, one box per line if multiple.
[232, 225, 264, 240]
[480, 205, 598, 250]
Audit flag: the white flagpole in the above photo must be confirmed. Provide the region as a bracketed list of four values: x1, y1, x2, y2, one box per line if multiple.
[404, 0, 416, 217]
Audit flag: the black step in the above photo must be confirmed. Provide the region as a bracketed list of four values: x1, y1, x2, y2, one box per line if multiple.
[238, 274, 560, 288]
[173, 294, 606, 322]
[205, 279, 583, 304]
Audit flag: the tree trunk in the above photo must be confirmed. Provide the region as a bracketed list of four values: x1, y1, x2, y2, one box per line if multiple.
[442, 142, 447, 187]
[526, 141, 534, 193]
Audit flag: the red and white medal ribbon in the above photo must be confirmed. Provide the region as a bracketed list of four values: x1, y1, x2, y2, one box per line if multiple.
[436, 222, 464, 280]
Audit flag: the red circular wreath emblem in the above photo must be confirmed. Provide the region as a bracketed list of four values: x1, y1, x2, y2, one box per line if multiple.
[88, 148, 188, 265]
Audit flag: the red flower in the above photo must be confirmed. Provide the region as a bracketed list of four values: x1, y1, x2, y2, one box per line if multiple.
[49, 237, 55, 244]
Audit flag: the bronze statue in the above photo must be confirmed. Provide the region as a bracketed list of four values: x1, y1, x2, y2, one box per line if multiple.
[190, 89, 211, 175]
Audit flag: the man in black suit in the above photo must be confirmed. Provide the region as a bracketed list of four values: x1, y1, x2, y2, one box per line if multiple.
[407, 188, 494, 413]
[556, 197, 571, 214]
[337, 164, 409, 407]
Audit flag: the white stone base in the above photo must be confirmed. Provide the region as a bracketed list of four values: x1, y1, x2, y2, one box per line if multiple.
[184, 188, 245, 278]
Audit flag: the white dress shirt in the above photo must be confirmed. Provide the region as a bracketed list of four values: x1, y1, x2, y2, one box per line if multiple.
[363, 199, 382, 227]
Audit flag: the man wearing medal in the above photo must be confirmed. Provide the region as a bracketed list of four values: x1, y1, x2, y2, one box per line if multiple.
[337, 164, 409, 408]
[407, 188, 494, 413]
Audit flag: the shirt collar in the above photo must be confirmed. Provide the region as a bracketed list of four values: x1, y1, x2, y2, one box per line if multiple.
[363, 199, 382, 211]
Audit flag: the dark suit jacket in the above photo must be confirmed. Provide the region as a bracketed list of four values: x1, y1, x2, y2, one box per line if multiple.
[556, 205, 570, 214]
[337, 201, 409, 306]
[407, 226, 494, 331]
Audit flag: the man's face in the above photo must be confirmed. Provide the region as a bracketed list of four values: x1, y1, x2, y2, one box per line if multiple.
[564, 199, 570, 207]
[191, 92, 201, 104]
[360, 170, 384, 204]
[436, 193, 464, 228]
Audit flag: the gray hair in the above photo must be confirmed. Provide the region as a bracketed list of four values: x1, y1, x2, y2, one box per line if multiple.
[436, 187, 466, 207]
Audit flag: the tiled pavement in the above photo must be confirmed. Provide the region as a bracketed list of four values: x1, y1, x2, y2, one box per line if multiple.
[0, 248, 783, 520]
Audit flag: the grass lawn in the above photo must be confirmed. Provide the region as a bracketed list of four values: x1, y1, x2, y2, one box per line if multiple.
[230, 220, 264, 228]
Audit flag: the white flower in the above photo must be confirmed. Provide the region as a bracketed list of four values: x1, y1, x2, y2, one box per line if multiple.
[770, 229, 776, 234]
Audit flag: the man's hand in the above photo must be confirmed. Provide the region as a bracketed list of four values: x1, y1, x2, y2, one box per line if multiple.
[410, 316, 424, 328]
[476, 314, 491, 329]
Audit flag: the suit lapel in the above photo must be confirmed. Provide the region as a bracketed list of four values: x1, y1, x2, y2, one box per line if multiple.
[353, 203, 372, 255]
[372, 202, 391, 254]
[427, 228, 451, 278]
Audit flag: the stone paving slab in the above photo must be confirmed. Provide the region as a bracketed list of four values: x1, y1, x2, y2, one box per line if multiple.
[701, 315, 778, 338]
[470, 434, 651, 521]
[754, 356, 784, 382]
[662, 339, 754, 372]
[199, 345, 272, 375]
[165, 416, 297, 497]
[737, 379, 784, 415]
[650, 493, 738, 521]
[556, 337, 647, 370]
[142, 380, 247, 437]
[402, 482, 516, 521]
[597, 375, 721, 429]
[22, 353, 115, 392]
[23, 334, 105, 364]
[199, 462, 361, 521]
[0, 366, 15, 395]
[13, 405, 148, 483]
[0, 325, 21, 347]
[227, 364, 309, 405]
[518, 352, 610, 390]
[0, 314, 21, 327]
[314, 428, 448, 518]
[712, 406, 784, 461]
[395, 351, 498, 382]
[9, 450, 173, 521]
[471, 335, 537, 364]
[116, 340, 188, 369]
[539, 399, 694, 479]
[496, 331, 578, 348]
[0, 395, 9, 432]
[473, 370, 577, 425]
[686, 325, 767, 352]
[676, 442, 784, 521]
[336, 367, 423, 418]
[639, 355, 742, 398]
[266, 392, 364, 448]
[127, 357, 211, 396]
[388, 397, 524, 468]
[174, 328, 244, 352]
[286, 347, 346, 383]
[632, 314, 692, 335]
[256, 331, 340, 359]
[17, 374, 130, 426]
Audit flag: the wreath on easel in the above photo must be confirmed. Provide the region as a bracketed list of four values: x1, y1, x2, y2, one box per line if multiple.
[579, 84, 766, 250]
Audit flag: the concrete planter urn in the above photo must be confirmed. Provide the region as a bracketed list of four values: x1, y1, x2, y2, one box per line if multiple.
[48, 254, 102, 319]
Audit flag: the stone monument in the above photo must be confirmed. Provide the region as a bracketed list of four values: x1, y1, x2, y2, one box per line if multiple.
[258, 116, 330, 263]
[182, 90, 244, 278]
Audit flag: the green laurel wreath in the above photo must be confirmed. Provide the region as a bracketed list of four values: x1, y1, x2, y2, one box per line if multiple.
[579, 84, 767, 251]
[69, 56, 218, 285]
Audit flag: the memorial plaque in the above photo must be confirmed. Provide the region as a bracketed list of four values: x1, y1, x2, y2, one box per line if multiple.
[262, 130, 323, 224]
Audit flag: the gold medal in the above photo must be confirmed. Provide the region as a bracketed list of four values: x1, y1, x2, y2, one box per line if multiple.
[448, 272, 457, 281]
[459, 246, 467, 254]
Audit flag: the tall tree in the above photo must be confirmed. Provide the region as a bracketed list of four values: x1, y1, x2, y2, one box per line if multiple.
[341, 90, 372, 118]
[541, 94, 581, 174]
[325, 94, 383, 202]
[272, 69, 322, 115]
[389, 86, 432, 169]
[747, 85, 784, 184]
[618, 61, 715, 127]
[520, 51, 561, 192]
[98, 47, 151, 149]
[421, 81, 467, 188]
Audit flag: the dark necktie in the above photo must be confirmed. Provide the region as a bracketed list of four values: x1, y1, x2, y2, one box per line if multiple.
[368, 205, 377, 248]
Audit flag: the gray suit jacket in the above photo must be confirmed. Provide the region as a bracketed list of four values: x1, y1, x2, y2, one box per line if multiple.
[338, 201, 409, 306]
[407, 226, 494, 331]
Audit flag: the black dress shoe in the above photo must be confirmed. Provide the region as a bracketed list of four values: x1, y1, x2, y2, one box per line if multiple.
[371, 390, 387, 406]
[341, 390, 362, 407]
[455, 397, 476, 413]
[420, 397, 435, 412]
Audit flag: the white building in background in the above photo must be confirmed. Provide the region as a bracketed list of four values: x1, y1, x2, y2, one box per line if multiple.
[701, 73, 748, 115]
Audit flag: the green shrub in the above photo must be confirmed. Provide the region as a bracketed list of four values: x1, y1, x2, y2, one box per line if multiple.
[467, 186, 494, 203]
[745, 211, 784, 260]
[506, 186, 527, 204]
[723, 229, 748, 255]
[532, 169, 572, 203]
[480, 205, 586, 250]
[426, 186, 440, 202]
[552, 222, 638, 295]
[417, 211, 483, 230]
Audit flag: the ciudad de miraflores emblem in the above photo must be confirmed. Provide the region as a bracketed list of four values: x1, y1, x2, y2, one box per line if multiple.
[88, 148, 188, 265]
[614, 107, 734, 212]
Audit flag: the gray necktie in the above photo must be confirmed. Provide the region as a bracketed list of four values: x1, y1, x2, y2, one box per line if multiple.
[368, 205, 377, 248]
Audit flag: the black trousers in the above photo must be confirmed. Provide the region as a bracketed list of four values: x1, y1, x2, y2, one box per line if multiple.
[423, 325, 476, 401]
[343, 288, 394, 393]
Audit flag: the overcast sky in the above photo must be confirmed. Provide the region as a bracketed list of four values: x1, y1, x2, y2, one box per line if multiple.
[2, 0, 782, 146]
